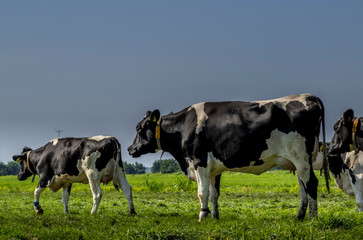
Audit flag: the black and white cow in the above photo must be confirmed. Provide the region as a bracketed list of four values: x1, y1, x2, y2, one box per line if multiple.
[327, 109, 363, 212]
[13, 136, 136, 215]
[128, 94, 329, 221]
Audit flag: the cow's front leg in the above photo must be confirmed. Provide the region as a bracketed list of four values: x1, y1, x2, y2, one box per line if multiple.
[33, 175, 50, 214]
[62, 184, 72, 213]
[349, 174, 363, 213]
[34, 186, 45, 214]
[209, 174, 221, 219]
[196, 166, 210, 222]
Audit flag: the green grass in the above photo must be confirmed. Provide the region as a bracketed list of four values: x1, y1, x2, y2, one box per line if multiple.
[0, 171, 362, 239]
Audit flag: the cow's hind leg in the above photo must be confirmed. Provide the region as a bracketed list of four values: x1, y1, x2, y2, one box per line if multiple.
[88, 179, 103, 214]
[297, 175, 308, 220]
[62, 184, 72, 213]
[114, 167, 136, 215]
[296, 167, 318, 220]
[209, 174, 221, 219]
[196, 166, 210, 222]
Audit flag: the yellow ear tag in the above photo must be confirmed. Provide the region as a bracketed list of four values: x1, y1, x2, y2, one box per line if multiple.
[16, 157, 21, 162]
[152, 116, 157, 122]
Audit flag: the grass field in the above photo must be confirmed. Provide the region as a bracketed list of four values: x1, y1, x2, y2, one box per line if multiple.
[0, 171, 362, 239]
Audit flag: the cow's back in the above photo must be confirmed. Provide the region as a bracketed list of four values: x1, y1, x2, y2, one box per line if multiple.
[189, 94, 323, 168]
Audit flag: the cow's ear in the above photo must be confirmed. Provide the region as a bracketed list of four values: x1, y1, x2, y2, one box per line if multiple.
[13, 153, 26, 162]
[343, 109, 354, 124]
[151, 110, 160, 123]
[22, 146, 32, 153]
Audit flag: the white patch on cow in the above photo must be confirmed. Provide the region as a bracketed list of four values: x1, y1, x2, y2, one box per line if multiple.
[312, 151, 324, 170]
[47, 173, 88, 192]
[83, 151, 102, 176]
[333, 169, 355, 196]
[50, 138, 59, 146]
[252, 93, 311, 111]
[188, 102, 208, 134]
[261, 129, 309, 173]
[206, 152, 228, 177]
[89, 135, 112, 141]
[337, 151, 363, 212]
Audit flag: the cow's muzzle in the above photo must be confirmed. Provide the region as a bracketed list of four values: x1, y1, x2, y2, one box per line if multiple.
[127, 145, 141, 158]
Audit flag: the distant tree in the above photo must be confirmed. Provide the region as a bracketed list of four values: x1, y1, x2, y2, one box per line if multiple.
[122, 161, 134, 174]
[134, 162, 146, 174]
[0, 161, 20, 176]
[151, 159, 180, 174]
[0, 162, 6, 176]
[6, 161, 20, 175]
[151, 160, 161, 173]
[123, 161, 146, 174]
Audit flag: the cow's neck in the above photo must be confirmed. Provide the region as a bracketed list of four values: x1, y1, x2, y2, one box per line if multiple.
[27, 149, 42, 175]
[159, 112, 190, 172]
[159, 114, 183, 154]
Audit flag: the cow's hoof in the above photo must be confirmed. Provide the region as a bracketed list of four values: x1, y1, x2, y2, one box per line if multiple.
[295, 214, 305, 221]
[130, 209, 136, 216]
[199, 210, 209, 222]
[211, 212, 219, 219]
[308, 212, 317, 219]
[36, 208, 43, 215]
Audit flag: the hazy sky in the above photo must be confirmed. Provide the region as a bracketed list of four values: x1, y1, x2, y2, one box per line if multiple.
[1, 1, 362, 166]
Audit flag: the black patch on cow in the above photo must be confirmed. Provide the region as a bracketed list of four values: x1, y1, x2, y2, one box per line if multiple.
[328, 154, 343, 177]
[348, 167, 357, 184]
[306, 169, 318, 200]
[215, 174, 221, 197]
[95, 139, 115, 172]
[253, 159, 264, 166]
[67, 184, 72, 194]
[327, 153, 357, 185]
[355, 118, 363, 151]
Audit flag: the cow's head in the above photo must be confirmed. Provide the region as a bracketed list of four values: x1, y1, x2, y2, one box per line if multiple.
[329, 109, 354, 155]
[128, 110, 160, 158]
[12, 147, 33, 181]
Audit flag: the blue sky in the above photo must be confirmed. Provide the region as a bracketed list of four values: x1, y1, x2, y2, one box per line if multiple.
[1, 1, 362, 166]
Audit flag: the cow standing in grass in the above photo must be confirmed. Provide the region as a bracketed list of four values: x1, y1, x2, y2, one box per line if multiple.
[13, 136, 136, 215]
[128, 94, 329, 221]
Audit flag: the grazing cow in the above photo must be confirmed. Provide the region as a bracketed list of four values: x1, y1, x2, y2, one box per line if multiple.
[327, 109, 363, 212]
[128, 94, 329, 221]
[13, 136, 136, 215]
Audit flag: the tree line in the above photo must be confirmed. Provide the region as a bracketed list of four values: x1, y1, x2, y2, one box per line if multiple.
[0, 159, 180, 176]
[123, 159, 180, 174]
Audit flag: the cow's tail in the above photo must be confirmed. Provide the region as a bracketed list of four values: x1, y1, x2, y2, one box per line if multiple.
[113, 138, 123, 191]
[317, 97, 330, 192]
